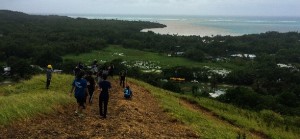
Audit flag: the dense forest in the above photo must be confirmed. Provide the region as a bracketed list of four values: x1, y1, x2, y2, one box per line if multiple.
[0, 10, 165, 74]
[0, 10, 299, 116]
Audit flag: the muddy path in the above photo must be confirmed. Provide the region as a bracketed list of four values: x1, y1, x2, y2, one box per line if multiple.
[0, 77, 198, 139]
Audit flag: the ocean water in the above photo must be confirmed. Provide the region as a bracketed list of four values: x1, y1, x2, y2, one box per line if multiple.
[191, 16, 300, 36]
[66, 14, 300, 36]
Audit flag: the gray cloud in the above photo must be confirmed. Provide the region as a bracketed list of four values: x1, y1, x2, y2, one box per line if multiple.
[0, 0, 299, 16]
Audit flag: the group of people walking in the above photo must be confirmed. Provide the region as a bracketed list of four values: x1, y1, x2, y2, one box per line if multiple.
[45, 61, 132, 118]
[66, 61, 131, 119]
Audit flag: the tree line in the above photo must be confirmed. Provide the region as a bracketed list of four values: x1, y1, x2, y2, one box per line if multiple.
[0, 10, 165, 78]
[0, 10, 299, 116]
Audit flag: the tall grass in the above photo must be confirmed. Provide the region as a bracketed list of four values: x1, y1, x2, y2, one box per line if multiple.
[180, 95, 300, 139]
[0, 74, 74, 126]
[129, 78, 261, 139]
[129, 78, 300, 139]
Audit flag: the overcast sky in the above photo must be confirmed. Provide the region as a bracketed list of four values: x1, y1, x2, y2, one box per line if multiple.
[1, 0, 299, 16]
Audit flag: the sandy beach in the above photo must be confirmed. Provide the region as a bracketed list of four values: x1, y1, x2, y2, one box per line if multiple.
[141, 20, 239, 37]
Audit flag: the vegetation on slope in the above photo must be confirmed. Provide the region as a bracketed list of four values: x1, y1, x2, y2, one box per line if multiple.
[64, 45, 300, 116]
[0, 74, 74, 126]
[1, 74, 299, 138]
[130, 78, 300, 139]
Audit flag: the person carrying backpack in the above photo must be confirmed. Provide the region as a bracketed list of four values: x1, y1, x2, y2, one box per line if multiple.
[85, 71, 95, 104]
[98, 75, 111, 119]
[124, 86, 132, 99]
[70, 70, 88, 117]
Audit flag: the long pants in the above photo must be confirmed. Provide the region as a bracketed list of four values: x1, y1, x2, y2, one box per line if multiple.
[120, 76, 125, 88]
[88, 87, 94, 103]
[46, 79, 51, 89]
[99, 93, 109, 117]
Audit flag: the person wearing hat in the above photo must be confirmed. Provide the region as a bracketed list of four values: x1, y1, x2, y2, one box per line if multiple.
[46, 64, 53, 89]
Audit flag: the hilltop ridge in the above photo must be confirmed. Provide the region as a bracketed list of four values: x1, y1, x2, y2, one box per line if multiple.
[1, 75, 299, 138]
[0, 77, 198, 138]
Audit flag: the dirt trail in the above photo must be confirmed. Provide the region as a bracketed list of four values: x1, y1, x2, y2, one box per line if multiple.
[0, 78, 198, 139]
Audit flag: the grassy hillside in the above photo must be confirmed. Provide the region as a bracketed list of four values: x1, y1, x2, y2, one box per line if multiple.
[0, 74, 74, 126]
[1, 74, 299, 138]
[129, 78, 300, 139]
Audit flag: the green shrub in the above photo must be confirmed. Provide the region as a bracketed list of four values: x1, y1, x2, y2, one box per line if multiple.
[260, 109, 284, 127]
[162, 82, 182, 93]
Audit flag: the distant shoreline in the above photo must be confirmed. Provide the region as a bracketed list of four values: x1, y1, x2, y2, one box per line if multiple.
[63, 14, 300, 37]
[141, 20, 240, 37]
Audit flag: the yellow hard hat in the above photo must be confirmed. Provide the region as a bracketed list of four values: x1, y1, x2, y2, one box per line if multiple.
[47, 65, 52, 69]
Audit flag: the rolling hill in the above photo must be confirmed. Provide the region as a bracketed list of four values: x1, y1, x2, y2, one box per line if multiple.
[1, 74, 298, 138]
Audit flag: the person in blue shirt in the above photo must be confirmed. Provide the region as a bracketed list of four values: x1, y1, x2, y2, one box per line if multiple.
[70, 70, 88, 117]
[98, 74, 111, 118]
[124, 86, 132, 99]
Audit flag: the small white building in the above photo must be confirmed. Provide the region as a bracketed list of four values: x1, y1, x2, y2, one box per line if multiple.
[277, 63, 293, 68]
[231, 54, 256, 59]
[175, 52, 185, 56]
[209, 89, 226, 98]
[4, 67, 11, 72]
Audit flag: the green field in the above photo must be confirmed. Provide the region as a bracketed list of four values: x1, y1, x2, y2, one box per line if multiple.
[64, 45, 240, 70]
